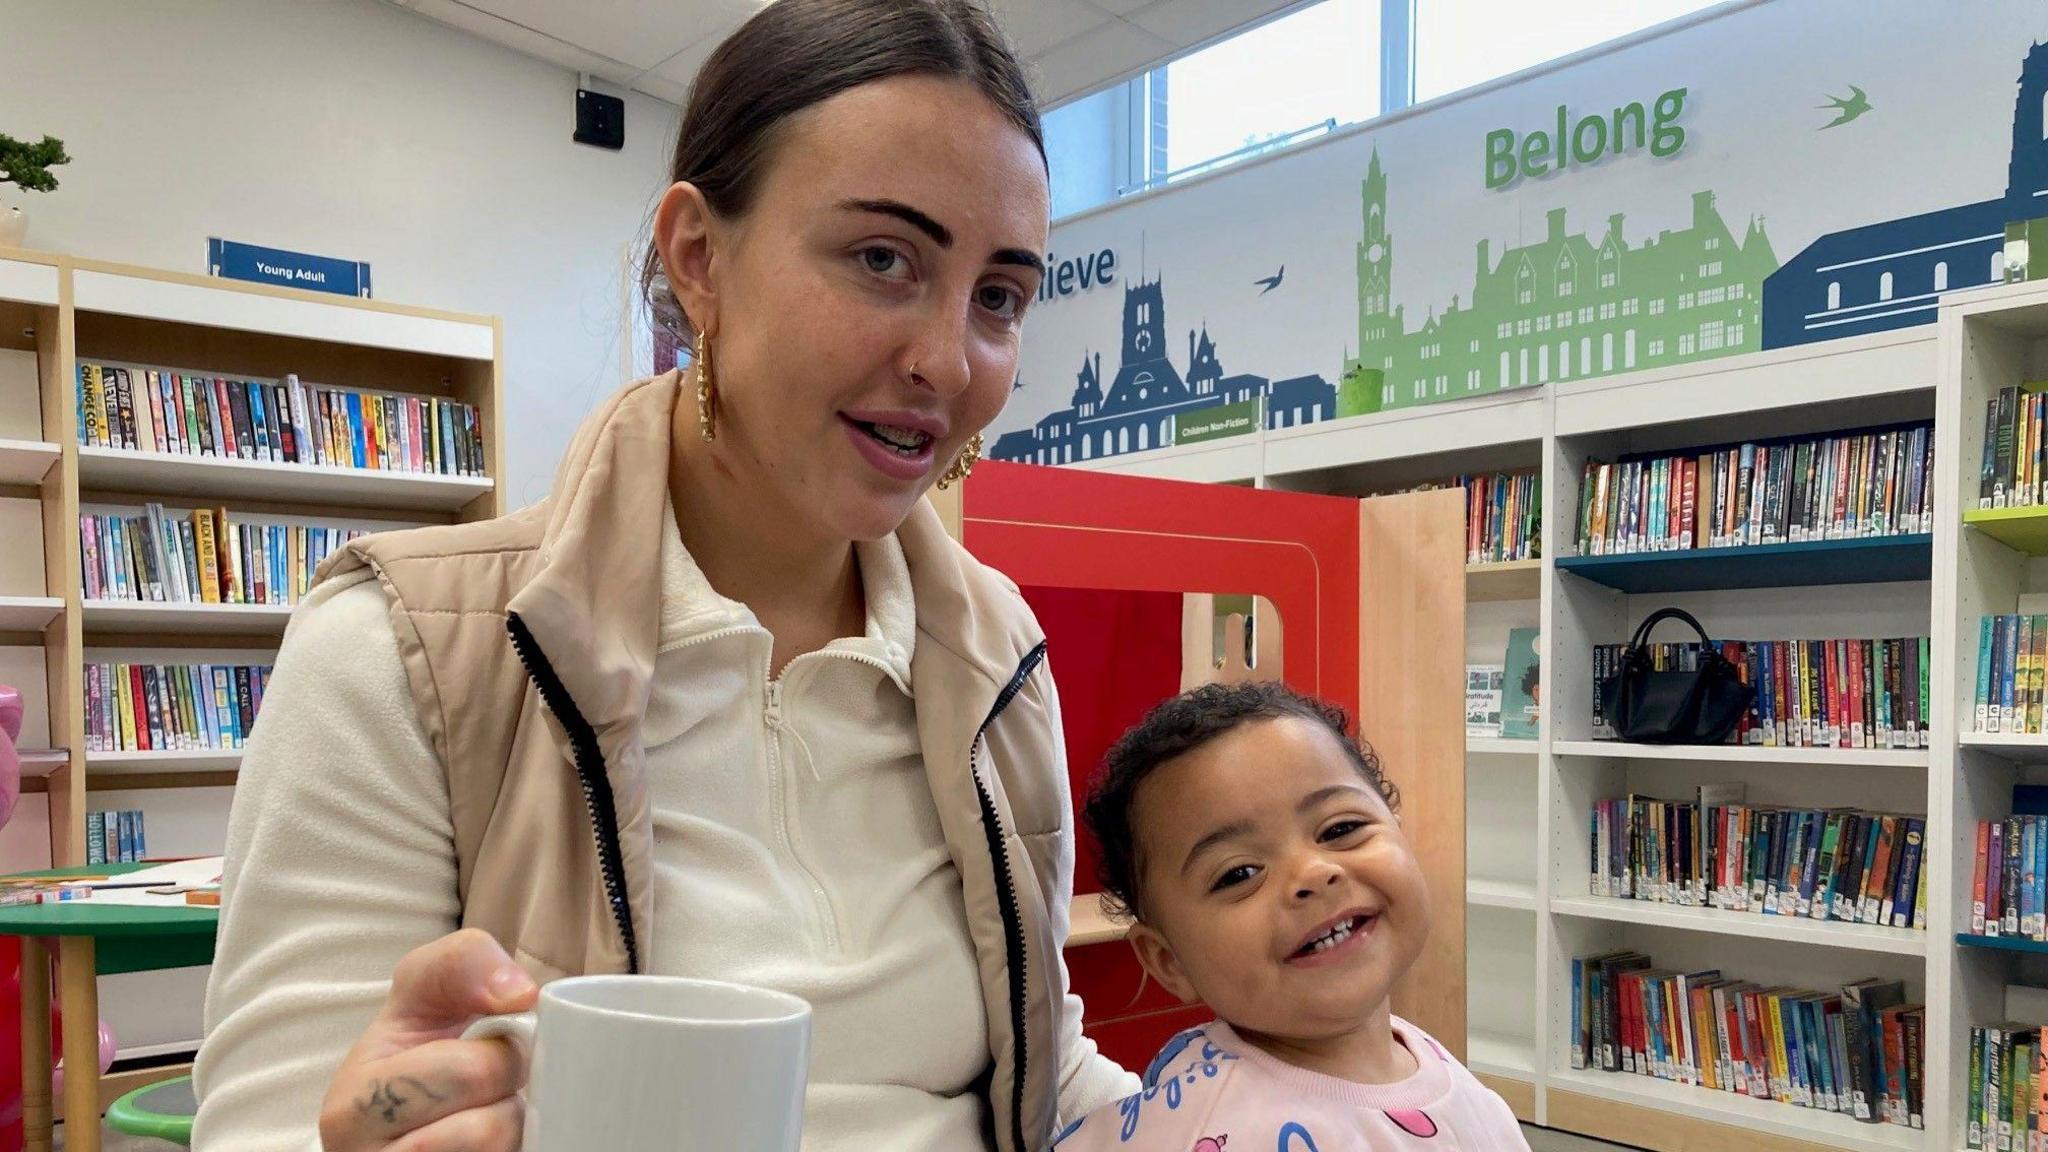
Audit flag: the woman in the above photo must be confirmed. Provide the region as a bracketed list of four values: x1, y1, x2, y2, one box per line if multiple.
[191, 2, 1137, 1148]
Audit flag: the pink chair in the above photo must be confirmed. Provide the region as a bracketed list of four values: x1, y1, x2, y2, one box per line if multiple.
[0, 686, 18, 830]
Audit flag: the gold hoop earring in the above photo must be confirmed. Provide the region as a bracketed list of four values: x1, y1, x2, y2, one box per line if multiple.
[693, 331, 716, 443]
[935, 432, 982, 490]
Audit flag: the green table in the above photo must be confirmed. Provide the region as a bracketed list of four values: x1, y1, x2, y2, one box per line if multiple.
[0, 865, 217, 1152]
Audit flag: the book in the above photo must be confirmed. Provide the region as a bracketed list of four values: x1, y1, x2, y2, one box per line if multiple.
[1465, 665, 1504, 738]
[1501, 628, 1540, 740]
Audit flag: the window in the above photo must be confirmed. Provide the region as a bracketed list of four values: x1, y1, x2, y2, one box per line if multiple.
[1517, 318, 1531, 336]
[1517, 263, 1534, 305]
[1827, 281, 1841, 310]
[1730, 283, 1744, 299]
[1414, 0, 1721, 102]
[1679, 293, 1695, 310]
[1558, 311, 1572, 328]
[1579, 306, 1594, 324]
[1879, 271, 1894, 301]
[1701, 320, 1725, 351]
[1649, 298, 1666, 315]
[1679, 333, 1697, 355]
[1383, 383, 1395, 406]
[1935, 261, 1950, 292]
[1600, 302, 1618, 321]
[1537, 315, 1552, 332]
[1162, 1, 1379, 183]
[1648, 339, 1665, 357]
[1600, 270, 1617, 289]
[1728, 324, 1745, 346]
[1705, 236, 1720, 251]
[1470, 338, 1481, 353]
[1995, 250, 2008, 281]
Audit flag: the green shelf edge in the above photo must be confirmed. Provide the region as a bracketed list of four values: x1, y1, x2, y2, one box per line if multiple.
[1965, 506, 2048, 555]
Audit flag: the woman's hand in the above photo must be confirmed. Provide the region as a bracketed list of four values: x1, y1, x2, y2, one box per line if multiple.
[318, 929, 539, 1151]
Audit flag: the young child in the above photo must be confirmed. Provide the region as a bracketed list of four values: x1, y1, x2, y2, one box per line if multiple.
[1056, 682, 1528, 1151]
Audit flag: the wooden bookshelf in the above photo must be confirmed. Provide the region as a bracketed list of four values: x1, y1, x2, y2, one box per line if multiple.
[0, 246, 501, 873]
[1466, 557, 1542, 601]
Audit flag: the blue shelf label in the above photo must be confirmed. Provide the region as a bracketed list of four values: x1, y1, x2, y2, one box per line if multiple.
[207, 238, 371, 298]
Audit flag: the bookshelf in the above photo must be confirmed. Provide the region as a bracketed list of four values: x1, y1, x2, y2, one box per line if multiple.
[0, 246, 500, 1066]
[1071, 321, 1958, 1151]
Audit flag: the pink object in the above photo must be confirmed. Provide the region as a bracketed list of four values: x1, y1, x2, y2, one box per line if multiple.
[1054, 1018, 1525, 1150]
[48, 1016, 117, 1099]
[0, 685, 19, 830]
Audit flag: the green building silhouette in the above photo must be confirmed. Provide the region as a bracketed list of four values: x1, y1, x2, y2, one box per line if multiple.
[1339, 148, 1780, 416]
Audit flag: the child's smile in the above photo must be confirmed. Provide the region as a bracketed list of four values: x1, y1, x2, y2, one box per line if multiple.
[1122, 715, 1430, 1075]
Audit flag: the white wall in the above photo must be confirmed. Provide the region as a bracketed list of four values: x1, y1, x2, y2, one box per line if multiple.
[1, 0, 680, 508]
[1, 0, 681, 1057]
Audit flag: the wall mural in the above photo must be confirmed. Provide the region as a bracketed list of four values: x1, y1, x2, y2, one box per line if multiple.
[992, 4, 2048, 467]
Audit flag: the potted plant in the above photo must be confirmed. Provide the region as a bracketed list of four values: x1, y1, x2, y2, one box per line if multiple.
[0, 134, 69, 249]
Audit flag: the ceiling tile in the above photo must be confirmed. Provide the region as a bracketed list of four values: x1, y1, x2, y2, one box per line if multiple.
[986, 0, 1112, 57]
[404, 0, 639, 84]
[1122, 0, 1294, 50]
[1081, 0, 1156, 15]
[1027, 18, 1176, 106]
[633, 72, 694, 106]
[454, 0, 764, 73]
[644, 30, 730, 92]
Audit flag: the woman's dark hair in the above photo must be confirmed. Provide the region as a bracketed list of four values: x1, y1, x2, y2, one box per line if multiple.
[1082, 682, 1398, 923]
[642, 0, 1045, 338]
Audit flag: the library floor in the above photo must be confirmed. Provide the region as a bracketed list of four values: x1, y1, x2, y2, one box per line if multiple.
[51, 1121, 1642, 1150]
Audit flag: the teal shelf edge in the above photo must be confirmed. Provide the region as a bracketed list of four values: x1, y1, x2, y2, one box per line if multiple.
[1957, 932, 2048, 954]
[1555, 534, 1933, 593]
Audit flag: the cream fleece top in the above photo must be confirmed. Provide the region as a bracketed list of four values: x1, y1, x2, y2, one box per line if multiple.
[193, 507, 1137, 1151]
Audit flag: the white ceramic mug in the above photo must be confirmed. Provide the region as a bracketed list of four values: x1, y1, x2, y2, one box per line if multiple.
[465, 974, 811, 1151]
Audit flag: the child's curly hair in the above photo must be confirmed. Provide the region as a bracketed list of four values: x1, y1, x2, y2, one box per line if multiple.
[1081, 681, 1398, 923]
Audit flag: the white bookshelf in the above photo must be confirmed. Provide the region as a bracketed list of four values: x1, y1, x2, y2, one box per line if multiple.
[0, 595, 62, 631]
[1468, 736, 1539, 756]
[1469, 878, 1538, 911]
[1546, 1066, 1924, 1152]
[81, 600, 295, 636]
[87, 749, 243, 774]
[0, 248, 504, 1110]
[0, 439, 58, 485]
[1092, 311, 1953, 1151]
[1552, 739, 1931, 768]
[76, 445, 494, 512]
[1549, 895, 1930, 956]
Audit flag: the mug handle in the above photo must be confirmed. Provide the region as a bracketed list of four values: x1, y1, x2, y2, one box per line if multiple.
[464, 1011, 539, 1055]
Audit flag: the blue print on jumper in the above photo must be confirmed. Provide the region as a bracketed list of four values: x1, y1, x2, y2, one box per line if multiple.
[1114, 1055, 1231, 1141]
[1278, 1122, 1321, 1151]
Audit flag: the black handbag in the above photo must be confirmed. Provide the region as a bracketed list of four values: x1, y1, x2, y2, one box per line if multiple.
[1598, 608, 1757, 745]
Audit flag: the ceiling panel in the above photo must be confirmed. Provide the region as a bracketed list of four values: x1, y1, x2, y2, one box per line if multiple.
[983, 0, 1112, 57]
[453, 0, 759, 71]
[1123, 0, 1290, 48]
[387, 0, 1301, 112]
[1028, 17, 1176, 107]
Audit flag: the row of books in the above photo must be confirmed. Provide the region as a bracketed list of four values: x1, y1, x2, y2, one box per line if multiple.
[1976, 614, 2048, 734]
[84, 810, 147, 865]
[85, 662, 271, 753]
[1969, 1024, 2048, 1150]
[1573, 423, 1935, 556]
[1589, 792, 1928, 930]
[1590, 636, 1931, 749]
[75, 360, 485, 476]
[1462, 472, 1540, 565]
[1979, 385, 2048, 509]
[81, 505, 365, 606]
[1968, 808, 2048, 941]
[1571, 953, 1921, 1128]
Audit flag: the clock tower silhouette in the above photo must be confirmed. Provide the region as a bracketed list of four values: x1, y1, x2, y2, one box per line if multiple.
[1103, 276, 1190, 415]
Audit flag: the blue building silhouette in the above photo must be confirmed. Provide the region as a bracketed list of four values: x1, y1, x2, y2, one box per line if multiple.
[1762, 42, 2048, 348]
[993, 276, 1337, 465]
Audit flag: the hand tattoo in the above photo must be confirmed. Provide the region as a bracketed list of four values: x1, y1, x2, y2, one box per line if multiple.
[357, 1076, 448, 1125]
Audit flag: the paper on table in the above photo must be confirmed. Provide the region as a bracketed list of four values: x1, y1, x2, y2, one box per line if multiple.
[100, 856, 222, 889]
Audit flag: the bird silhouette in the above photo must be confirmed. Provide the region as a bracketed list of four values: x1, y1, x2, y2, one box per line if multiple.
[1820, 86, 1872, 130]
[1255, 265, 1285, 295]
